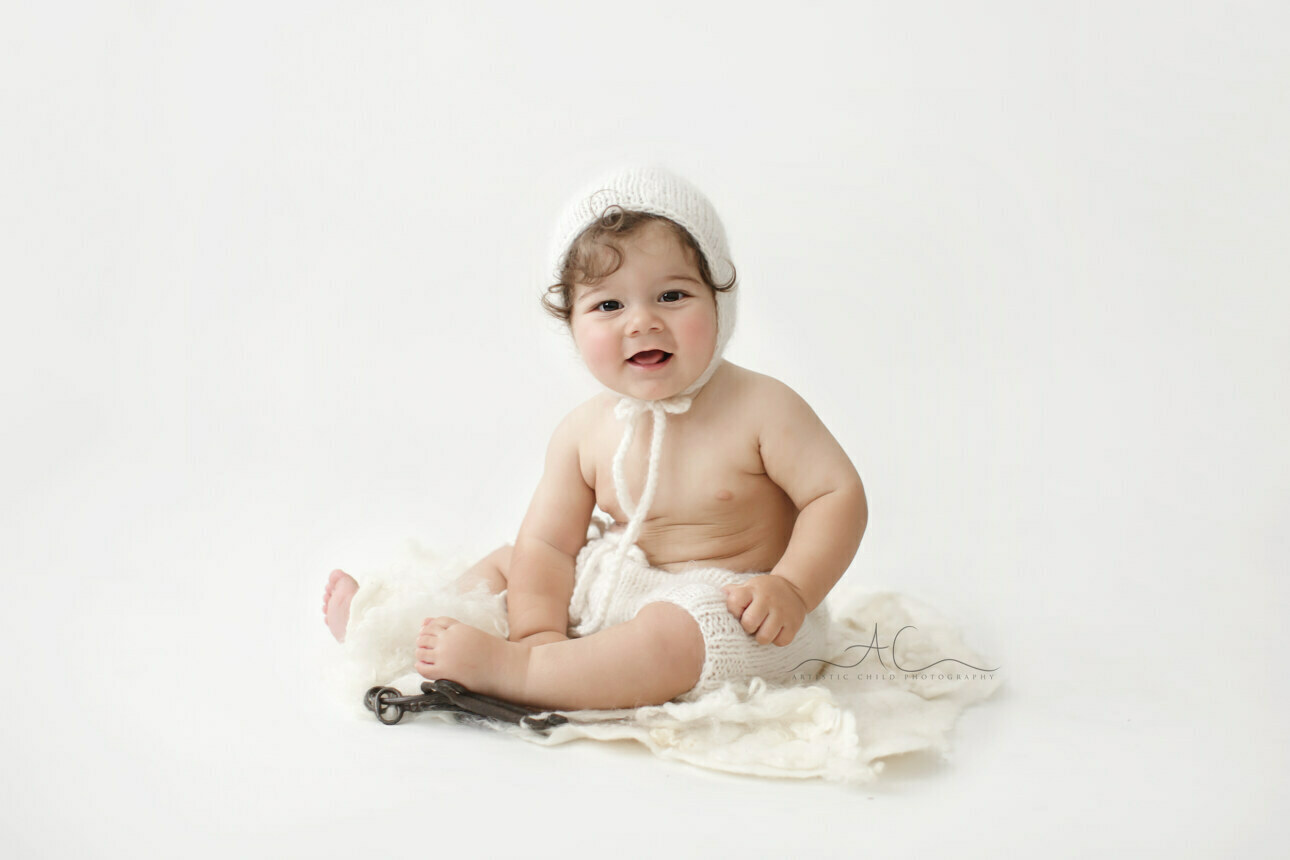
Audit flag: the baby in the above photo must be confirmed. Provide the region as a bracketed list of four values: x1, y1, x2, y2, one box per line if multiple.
[322, 166, 867, 711]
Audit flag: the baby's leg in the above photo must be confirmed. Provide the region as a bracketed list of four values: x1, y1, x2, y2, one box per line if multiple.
[321, 545, 511, 643]
[527, 602, 706, 708]
[451, 544, 512, 595]
[417, 601, 705, 710]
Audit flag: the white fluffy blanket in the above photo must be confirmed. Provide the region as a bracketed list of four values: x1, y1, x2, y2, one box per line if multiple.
[328, 541, 1001, 786]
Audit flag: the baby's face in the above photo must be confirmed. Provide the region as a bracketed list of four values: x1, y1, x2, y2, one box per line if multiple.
[569, 221, 718, 402]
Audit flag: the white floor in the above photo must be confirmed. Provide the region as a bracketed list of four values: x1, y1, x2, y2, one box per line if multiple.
[2, 435, 1282, 852]
[7, 500, 1283, 857]
[4, 3, 1287, 857]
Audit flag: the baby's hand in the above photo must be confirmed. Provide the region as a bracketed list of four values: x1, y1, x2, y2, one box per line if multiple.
[721, 574, 808, 646]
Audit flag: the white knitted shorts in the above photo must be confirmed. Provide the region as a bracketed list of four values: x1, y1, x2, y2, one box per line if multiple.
[567, 517, 832, 703]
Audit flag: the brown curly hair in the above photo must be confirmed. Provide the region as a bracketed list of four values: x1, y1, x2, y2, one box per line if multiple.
[542, 205, 737, 325]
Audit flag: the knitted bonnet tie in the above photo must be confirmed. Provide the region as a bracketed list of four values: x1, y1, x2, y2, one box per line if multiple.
[548, 165, 738, 571]
[607, 394, 691, 567]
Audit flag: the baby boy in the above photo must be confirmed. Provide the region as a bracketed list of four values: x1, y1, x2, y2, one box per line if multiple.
[322, 166, 867, 711]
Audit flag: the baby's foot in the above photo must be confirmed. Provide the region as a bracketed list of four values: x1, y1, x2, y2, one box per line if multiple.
[322, 569, 359, 642]
[415, 617, 531, 703]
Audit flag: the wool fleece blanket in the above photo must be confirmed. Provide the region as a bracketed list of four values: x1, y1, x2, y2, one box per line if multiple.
[325, 540, 1002, 786]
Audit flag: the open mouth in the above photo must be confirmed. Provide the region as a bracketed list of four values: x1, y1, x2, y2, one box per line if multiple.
[627, 349, 673, 368]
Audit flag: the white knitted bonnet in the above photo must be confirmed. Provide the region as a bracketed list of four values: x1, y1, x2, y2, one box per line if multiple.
[548, 164, 737, 400]
[548, 165, 739, 562]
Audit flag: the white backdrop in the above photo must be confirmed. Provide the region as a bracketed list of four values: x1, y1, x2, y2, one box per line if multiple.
[3, 2, 1287, 856]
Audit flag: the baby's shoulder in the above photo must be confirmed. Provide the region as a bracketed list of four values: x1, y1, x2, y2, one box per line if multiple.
[571, 390, 620, 428]
[549, 393, 610, 444]
[551, 391, 619, 457]
[717, 362, 813, 417]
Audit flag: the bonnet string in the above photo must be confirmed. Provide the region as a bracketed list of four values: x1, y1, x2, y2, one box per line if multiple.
[609, 394, 693, 567]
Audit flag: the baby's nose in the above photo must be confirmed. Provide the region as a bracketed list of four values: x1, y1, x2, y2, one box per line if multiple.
[625, 305, 663, 334]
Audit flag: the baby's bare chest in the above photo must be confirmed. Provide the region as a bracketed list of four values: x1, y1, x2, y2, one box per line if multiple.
[580, 406, 798, 571]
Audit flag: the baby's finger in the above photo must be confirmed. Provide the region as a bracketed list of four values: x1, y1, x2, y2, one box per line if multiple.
[772, 626, 795, 647]
[755, 615, 782, 645]
[723, 585, 752, 615]
[740, 599, 769, 636]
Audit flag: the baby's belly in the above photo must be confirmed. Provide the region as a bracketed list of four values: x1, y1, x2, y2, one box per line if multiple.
[604, 507, 797, 574]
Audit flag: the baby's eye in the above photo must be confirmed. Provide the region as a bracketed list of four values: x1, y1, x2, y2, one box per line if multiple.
[595, 300, 622, 312]
[659, 291, 687, 303]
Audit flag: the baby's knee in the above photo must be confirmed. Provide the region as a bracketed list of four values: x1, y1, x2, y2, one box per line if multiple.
[455, 543, 513, 596]
[488, 543, 513, 578]
[635, 601, 706, 685]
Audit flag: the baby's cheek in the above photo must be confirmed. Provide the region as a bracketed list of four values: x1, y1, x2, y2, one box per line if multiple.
[578, 328, 620, 370]
[587, 329, 614, 357]
[678, 314, 718, 359]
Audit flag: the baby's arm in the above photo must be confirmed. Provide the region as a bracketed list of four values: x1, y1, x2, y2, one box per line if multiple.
[726, 380, 867, 644]
[506, 406, 597, 644]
